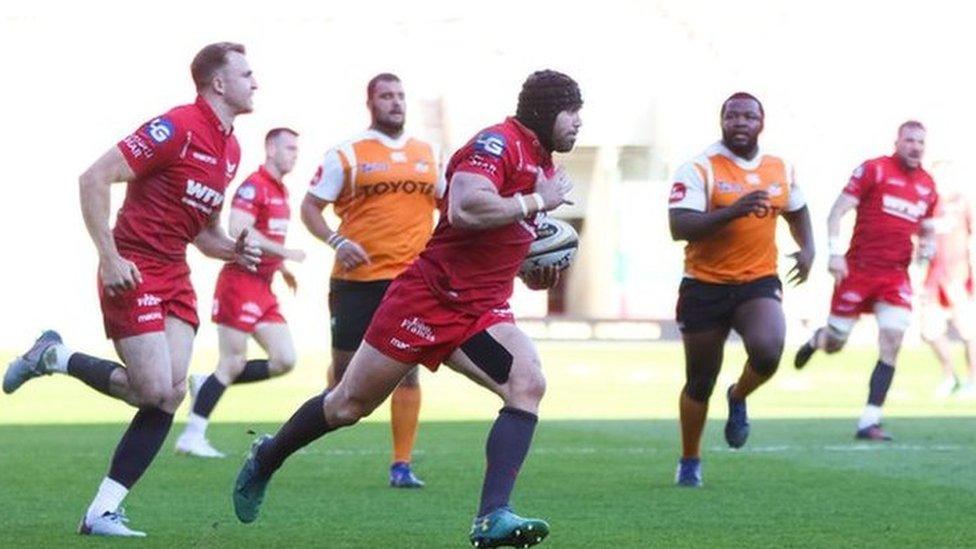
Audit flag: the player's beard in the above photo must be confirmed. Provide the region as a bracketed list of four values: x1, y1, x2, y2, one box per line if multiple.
[373, 110, 404, 135]
[722, 130, 758, 158]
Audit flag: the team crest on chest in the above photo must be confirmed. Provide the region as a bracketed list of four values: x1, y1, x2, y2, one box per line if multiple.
[390, 151, 407, 163]
[745, 172, 761, 185]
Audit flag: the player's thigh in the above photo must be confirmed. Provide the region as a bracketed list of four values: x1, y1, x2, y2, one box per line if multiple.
[732, 297, 786, 359]
[165, 316, 196, 387]
[444, 323, 544, 404]
[331, 342, 415, 415]
[114, 330, 173, 400]
[253, 321, 296, 365]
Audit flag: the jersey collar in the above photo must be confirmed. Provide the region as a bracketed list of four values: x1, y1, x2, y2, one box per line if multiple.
[507, 117, 552, 163]
[195, 95, 233, 136]
[362, 128, 410, 149]
[258, 165, 285, 188]
[709, 141, 764, 171]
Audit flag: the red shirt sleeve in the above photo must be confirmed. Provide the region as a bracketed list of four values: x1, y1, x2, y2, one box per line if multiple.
[116, 112, 186, 178]
[842, 160, 876, 200]
[452, 130, 511, 190]
[231, 179, 261, 215]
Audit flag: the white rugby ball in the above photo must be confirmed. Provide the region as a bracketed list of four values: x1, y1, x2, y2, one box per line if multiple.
[520, 218, 579, 275]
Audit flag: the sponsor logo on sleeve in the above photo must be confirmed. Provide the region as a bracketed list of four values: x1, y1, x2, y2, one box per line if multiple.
[122, 134, 154, 159]
[236, 182, 257, 201]
[309, 165, 323, 187]
[669, 182, 687, 203]
[145, 117, 174, 144]
[474, 132, 507, 157]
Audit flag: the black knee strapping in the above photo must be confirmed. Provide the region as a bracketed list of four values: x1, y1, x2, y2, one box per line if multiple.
[683, 370, 718, 403]
[460, 331, 513, 384]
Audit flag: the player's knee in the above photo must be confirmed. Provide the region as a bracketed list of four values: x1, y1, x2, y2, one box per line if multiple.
[162, 383, 187, 412]
[510, 361, 546, 404]
[330, 395, 372, 427]
[746, 341, 783, 378]
[133, 382, 170, 408]
[823, 326, 848, 354]
[271, 351, 297, 375]
[683, 370, 718, 403]
[219, 353, 248, 378]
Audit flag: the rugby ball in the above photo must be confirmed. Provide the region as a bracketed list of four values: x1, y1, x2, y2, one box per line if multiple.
[520, 218, 579, 275]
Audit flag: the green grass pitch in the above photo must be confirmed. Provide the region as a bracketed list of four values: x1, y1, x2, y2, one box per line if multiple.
[1, 342, 974, 547]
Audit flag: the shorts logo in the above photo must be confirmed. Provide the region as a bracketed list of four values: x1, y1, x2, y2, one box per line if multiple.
[242, 302, 262, 316]
[239, 315, 257, 324]
[137, 293, 162, 307]
[474, 132, 506, 157]
[400, 316, 435, 342]
[840, 291, 863, 303]
[137, 311, 163, 323]
[669, 183, 687, 203]
[389, 337, 416, 351]
[146, 117, 174, 143]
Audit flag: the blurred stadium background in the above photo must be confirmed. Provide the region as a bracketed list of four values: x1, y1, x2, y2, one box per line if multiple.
[1, 2, 974, 546]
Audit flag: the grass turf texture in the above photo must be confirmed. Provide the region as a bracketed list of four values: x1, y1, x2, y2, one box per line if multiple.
[1, 342, 974, 547]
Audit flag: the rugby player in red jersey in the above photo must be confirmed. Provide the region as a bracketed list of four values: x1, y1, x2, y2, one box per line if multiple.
[918, 177, 976, 398]
[174, 128, 306, 458]
[794, 121, 938, 441]
[4, 42, 259, 536]
[233, 70, 581, 548]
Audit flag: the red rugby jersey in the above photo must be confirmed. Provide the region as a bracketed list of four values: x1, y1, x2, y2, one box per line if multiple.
[224, 166, 291, 280]
[412, 117, 554, 315]
[843, 155, 937, 272]
[115, 95, 241, 263]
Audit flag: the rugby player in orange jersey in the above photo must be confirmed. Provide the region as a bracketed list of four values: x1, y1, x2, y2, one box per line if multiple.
[301, 74, 445, 487]
[668, 92, 814, 487]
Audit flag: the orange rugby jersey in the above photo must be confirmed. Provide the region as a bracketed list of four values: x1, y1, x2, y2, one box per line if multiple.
[308, 130, 445, 281]
[668, 142, 806, 284]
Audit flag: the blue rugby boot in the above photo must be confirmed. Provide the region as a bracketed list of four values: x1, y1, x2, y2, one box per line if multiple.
[469, 507, 550, 548]
[724, 384, 750, 449]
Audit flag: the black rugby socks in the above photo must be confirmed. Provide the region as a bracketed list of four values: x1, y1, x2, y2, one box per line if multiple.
[478, 407, 539, 517]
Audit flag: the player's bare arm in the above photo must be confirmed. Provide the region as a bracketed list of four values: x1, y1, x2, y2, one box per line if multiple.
[669, 190, 769, 242]
[826, 193, 859, 282]
[79, 146, 142, 297]
[228, 209, 305, 262]
[448, 169, 571, 230]
[300, 193, 370, 270]
[194, 215, 261, 270]
[782, 205, 816, 285]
